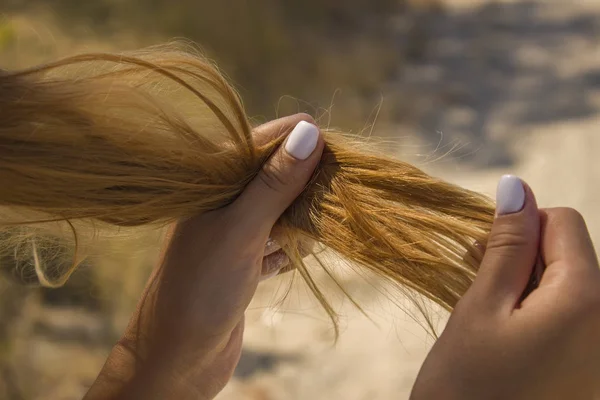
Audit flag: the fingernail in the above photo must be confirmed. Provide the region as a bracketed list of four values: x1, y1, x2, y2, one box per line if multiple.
[259, 268, 281, 282]
[496, 174, 525, 215]
[284, 121, 319, 160]
[264, 237, 281, 256]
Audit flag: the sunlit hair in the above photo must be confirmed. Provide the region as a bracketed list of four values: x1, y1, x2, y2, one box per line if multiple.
[0, 43, 495, 335]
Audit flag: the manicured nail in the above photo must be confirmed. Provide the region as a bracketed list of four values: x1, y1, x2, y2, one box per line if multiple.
[284, 121, 319, 160]
[264, 237, 281, 256]
[496, 175, 525, 215]
[260, 251, 289, 282]
[259, 268, 281, 282]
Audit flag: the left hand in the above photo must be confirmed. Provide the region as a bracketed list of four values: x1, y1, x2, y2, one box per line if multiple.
[84, 113, 323, 400]
[411, 177, 600, 400]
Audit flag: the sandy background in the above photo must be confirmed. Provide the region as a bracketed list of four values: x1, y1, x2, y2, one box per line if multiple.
[0, 0, 599, 399]
[221, 1, 600, 398]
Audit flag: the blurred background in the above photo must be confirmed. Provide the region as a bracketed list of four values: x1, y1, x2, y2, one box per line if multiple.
[0, 0, 599, 399]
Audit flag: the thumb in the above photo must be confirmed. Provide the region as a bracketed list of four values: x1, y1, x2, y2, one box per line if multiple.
[470, 175, 541, 311]
[231, 120, 323, 238]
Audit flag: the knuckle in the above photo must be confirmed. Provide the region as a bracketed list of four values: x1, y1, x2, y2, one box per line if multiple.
[258, 157, 288, 193]
[486, 227, 531, 252]
[552, 207, 586, 226]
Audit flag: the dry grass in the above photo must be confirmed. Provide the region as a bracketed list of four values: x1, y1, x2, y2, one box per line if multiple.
[1, 0, 443, 127]
[0, 2, 443, 398]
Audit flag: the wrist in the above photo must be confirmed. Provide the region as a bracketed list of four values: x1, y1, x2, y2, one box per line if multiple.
[86, 340, 213, 400]
[83, 340, 138, 400]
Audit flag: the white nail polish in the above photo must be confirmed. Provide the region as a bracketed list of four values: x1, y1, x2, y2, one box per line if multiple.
[496, 175, 525, 215]
[264, 237, 281, 256]
[284, 121, 319, 160]
[259, 268, 281, 282]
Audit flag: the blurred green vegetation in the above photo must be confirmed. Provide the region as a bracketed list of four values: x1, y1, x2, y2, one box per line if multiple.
[3, 0, 441, 126]
[0, 2, 442, 398]
[0, 19, 15, 51]
[1, 0, 598, 397]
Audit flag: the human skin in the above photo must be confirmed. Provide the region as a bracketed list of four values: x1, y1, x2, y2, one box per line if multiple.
[411, 177, 600, 400]
[84, 116, 600, 399]
[83, 113, 324, 400]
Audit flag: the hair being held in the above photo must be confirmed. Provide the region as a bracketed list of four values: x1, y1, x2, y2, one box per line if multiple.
[0, 43, 495, 334]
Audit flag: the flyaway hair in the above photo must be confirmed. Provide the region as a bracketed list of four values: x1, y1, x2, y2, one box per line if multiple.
[0, 43, 495, 333]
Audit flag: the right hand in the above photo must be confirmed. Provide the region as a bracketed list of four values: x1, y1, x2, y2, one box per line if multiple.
[411, 175, 600, 400]
[83, 114, 323, 400]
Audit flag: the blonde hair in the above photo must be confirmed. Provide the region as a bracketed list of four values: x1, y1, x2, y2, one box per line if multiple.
[0, 43, 495, 333]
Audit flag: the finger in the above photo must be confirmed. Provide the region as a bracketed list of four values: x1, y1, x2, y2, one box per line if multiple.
[264, 237, 281, 256]
[262, 236, 316, 278]
[260, 249, 290, 281]
[469, 175, 541, 311]
[230, 119, 324, 241]
[267, 224, 316, 256]
[462, 241, 485, 266]
[539, 207, 598, 272]
[252, 113, 316, 147]
[518, 254, 545, 304]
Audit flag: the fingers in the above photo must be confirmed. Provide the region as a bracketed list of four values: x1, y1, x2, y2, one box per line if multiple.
[264, 237, 281, 256]
[259, 237, 316, 280]
[518, 208, 599, 316]
[462, 241, 485, 266]
[470, 175, 541, 311]
[252, 113, 316, 147]
[260, 250, 290, 281]
[230, 117, 324, 242]
[266, 225, 316, 256]
[540, 207, 598, 272]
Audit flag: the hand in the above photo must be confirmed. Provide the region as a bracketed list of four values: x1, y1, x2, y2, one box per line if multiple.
[84, 113, 324, 400]
[411, 175, 600, 400]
